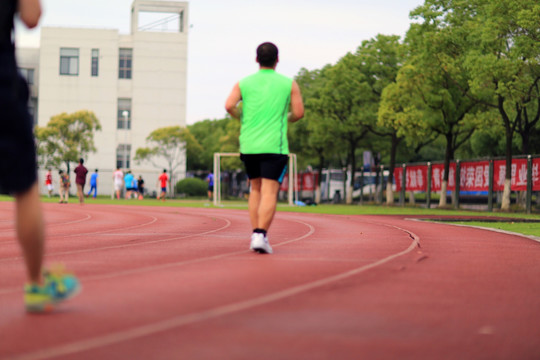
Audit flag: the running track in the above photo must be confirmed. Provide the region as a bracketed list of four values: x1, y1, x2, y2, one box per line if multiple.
[1, 202, 540, 359]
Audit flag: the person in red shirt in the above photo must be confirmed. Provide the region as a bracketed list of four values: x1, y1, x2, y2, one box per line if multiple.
[73, 158, 88, 204]
[44, 168, 53, 197]
[157, 169, 169, 201]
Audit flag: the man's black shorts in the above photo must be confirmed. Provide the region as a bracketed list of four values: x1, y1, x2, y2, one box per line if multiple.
[0, 47, 37, 195]
[240, 153, 288, 183]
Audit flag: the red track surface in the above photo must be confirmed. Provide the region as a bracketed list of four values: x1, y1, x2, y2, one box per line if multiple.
[1, 202, 540, 359]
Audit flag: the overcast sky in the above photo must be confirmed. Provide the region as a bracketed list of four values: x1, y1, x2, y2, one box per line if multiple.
[16, 0, 424, 124]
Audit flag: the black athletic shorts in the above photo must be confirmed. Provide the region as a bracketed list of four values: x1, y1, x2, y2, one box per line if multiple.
[240, 153, 288, 183]
[0, 45, 37, 195]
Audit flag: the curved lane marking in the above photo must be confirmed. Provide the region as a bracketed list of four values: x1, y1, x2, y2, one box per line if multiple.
[0, 213, 93, 243]
[0, 215, 306, 294]
[0, 215, 227, 265]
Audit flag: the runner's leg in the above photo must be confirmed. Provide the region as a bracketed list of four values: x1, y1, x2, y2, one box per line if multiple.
[15, 182, 44, 284]
[257, 178, 280, 230]
[248, 178, 262, 229]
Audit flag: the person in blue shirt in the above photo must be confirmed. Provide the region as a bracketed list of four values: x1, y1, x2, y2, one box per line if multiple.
[124, 171, 135, 199]
[87, 169, 98, 198]
[206, 172, 214, 201]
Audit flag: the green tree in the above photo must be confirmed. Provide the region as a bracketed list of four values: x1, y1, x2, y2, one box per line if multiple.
[461, 0, 540, 210]
[218, 116, 242, 170]
[35, 110, 101, 173]
[135, 126, 201, 195]
[290, 66, 339, 202]
[311, 54, 373, 203]
[188, 117, 233, 171]
[397, 4, 483, 207]
[355, 34, 406, 204]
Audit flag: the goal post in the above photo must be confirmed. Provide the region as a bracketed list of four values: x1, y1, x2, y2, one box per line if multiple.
[213, 152, 298, 207]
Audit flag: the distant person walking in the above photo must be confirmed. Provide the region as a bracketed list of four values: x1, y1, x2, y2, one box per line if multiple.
[0, 0, 80, 312]
[58, 170, 70, 203]
[225, 42, 304, 254]
[124, 171, 135, 199]
[87, 169, 98, 198]
[206, 172, 214, 201]
[113, 167, 124, 199]
[74, 158, 88, 204]
[137, 175, 145, 199]
[158, 169, 169, 201]
[45, 168, 53, 197]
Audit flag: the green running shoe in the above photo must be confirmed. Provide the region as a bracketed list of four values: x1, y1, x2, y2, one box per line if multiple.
[24, 266, 81, 313]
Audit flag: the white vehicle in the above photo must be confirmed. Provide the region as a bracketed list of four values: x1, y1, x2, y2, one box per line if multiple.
[319, 169, 347, 202]
[317, 169, 392, 202]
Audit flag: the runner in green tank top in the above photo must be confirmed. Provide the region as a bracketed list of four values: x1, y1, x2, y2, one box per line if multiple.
[225, 42, 304, 254]
[238, 69, 292, 155]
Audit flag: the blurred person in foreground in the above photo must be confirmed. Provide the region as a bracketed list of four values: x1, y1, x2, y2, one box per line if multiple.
[0, 0, 80, 312]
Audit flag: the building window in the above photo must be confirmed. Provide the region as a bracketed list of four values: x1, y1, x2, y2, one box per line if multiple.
[28, 97, 38, 125]
[91, 49, 99, 77]
[117, 99, 132, 129]
[59, 48, 79, 75]
[116, 144, 131, 169]
[19, 68, 35, 85]
[119, 48, 132, 79]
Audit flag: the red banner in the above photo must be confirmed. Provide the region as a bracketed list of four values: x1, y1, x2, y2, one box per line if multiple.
[430, 163, 456, 192]
[393, 165, 428, 192]
[301, 172, 317, 191]
[280, 172, 318, 192]
[288, 158, 540, 194]
[393, 167, 403, 191]
[459, 161, 489, 191]
[493, 159, 540, 191]
[407, 165, 428, 192]
[280, 174, 290, 191]
[535, 158, 540, 191]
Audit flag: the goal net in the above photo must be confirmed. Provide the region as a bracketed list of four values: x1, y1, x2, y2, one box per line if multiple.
[213, 152, 298, 206]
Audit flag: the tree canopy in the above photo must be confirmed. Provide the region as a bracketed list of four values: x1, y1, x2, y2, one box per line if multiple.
[35, 110, 101, 173]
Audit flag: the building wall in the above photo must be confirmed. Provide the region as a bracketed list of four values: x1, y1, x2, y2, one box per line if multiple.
[16, 0, 189, 197]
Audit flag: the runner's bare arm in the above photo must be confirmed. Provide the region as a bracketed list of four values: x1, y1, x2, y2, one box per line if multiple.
[288, 81, 304, 123]
[225, 83, 243, 120]
[18, 0, 42, 28]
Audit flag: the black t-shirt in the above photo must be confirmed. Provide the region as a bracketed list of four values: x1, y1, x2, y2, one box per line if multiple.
[0, 0, 16, 46]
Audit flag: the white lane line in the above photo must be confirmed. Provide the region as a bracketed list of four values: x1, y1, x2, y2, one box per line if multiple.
[49, 215, 159, 239]
[0, 213, 93, 236]
[409, 218, 540, 244]
[79, 218, 314, 282]
[0, 214, 156, 247]
[46, 213, 93, 228]
[7, 224, 419, 360]
[274, 218, 315, 247]
[0, 216, 311, 294]
[0, 216, 228, 266]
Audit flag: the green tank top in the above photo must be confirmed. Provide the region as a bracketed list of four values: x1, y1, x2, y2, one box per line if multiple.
[239, 69, 292, 154]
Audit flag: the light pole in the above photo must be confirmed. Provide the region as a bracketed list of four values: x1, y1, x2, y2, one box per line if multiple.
[122, 110, 129, 170]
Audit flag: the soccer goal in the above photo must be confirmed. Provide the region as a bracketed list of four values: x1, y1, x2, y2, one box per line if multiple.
[213, 153, 298, 206]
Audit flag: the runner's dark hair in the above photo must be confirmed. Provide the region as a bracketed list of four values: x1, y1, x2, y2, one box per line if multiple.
[256, 42, 278, 67]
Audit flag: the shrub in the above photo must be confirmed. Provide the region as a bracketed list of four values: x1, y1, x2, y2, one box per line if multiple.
[175, 177, 207, 197]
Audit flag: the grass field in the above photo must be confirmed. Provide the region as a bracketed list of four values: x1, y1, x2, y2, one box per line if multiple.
[1, 195, 539, 238]
[449, 221, 540, 238]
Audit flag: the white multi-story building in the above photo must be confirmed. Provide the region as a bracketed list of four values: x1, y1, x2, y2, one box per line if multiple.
[16, 0, 188, 197]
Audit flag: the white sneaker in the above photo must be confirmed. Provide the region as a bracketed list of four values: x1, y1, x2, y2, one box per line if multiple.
[250, 233, 273, 254]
